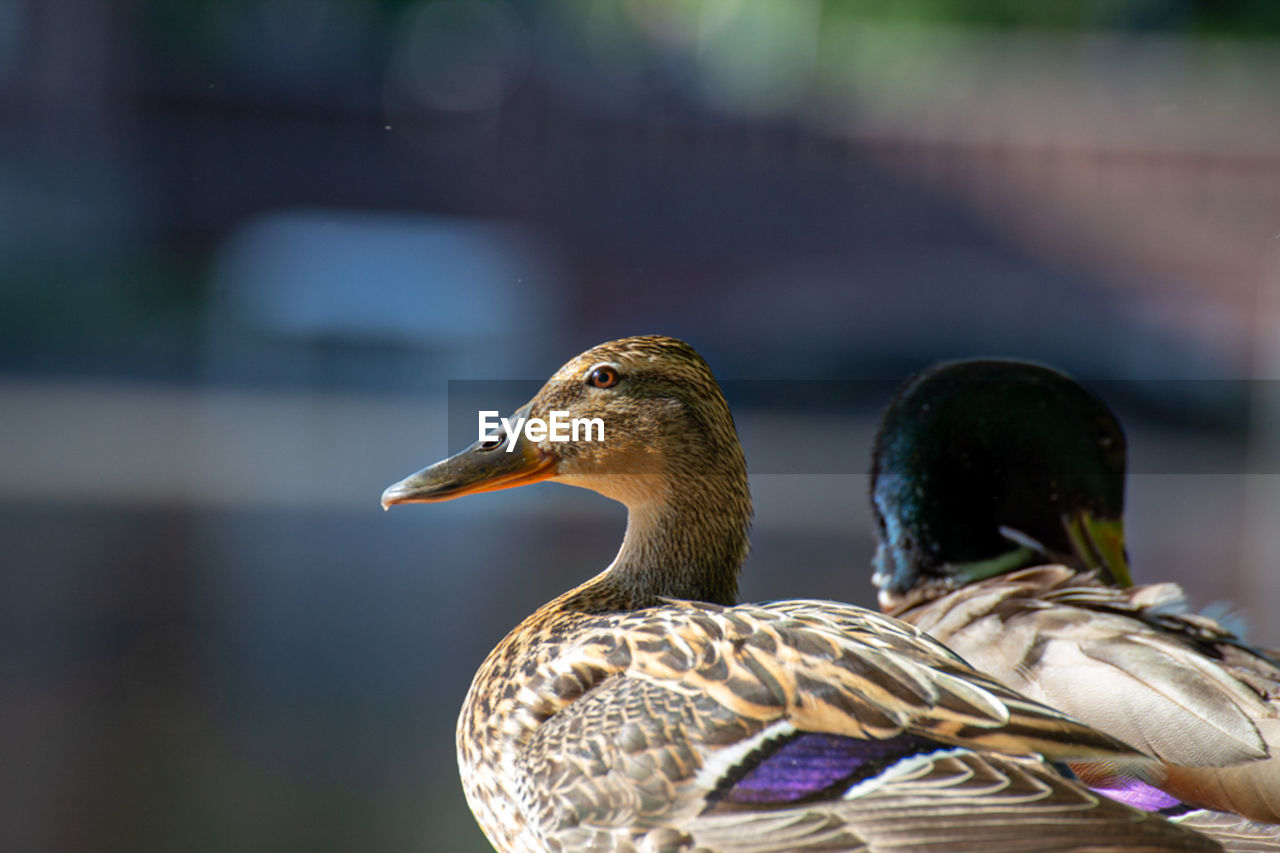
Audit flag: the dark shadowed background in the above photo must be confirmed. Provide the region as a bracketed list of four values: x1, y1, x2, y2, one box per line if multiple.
[5, 1, 1280, 851]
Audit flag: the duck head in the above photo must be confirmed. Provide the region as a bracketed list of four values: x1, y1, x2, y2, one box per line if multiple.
[382, 335, 751, 607]
[870, 359, 1131, 610]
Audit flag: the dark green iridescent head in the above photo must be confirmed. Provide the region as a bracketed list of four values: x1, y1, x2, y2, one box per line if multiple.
[870, 359, 1131, 606]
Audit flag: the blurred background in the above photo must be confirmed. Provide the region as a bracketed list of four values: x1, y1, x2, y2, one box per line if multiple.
[5, 1, 1280, 850]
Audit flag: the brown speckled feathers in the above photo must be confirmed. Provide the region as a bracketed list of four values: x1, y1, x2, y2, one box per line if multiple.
[384, 337, 1221, 852]
[462, 596, 1220, 851]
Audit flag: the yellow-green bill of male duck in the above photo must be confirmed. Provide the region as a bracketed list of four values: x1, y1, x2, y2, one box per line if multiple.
[384, 336, 1221, 853]
[869, 358, 1280, 840]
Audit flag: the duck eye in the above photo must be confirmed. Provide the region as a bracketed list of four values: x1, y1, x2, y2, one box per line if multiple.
[587, 365, 620, 389]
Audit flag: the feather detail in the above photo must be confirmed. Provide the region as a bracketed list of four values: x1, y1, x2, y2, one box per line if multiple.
[1172, 811, 1280, 853]
[385, 339, 1224, 852]
[1091, 777, 1184, 813]
[892, 566, 1280, 823]
[868, 358, 1280, 840]
[459, 596, 1218, 852]
[712, 732, 951, 807]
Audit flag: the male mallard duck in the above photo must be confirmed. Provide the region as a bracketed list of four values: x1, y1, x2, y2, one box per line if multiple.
[384, 336, 1219, 853]
[870, 359, 1280, 833]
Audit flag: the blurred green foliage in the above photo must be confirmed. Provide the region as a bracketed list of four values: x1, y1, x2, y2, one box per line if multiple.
[140, 0, 1280, 39]
[824, 0, 1280, 34]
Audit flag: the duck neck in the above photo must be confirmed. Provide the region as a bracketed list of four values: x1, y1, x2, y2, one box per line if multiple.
[572, 470, 752, 612]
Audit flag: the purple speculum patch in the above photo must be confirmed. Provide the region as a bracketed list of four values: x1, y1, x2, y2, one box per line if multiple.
[722, 731, 941, 805]
[1091, 777, 1183, 812]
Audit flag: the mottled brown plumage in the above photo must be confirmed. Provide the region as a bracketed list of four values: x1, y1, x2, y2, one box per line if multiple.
[384, 337, 1219, 852]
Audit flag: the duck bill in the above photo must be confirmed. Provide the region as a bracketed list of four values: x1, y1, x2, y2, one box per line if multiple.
[381, 434, 556, 508]
[1063, 510, 1134, 588]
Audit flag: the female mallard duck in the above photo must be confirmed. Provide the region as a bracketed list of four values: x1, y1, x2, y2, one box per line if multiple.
[870, 359, 1280, 834]
[384, 336, 1218, 852]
